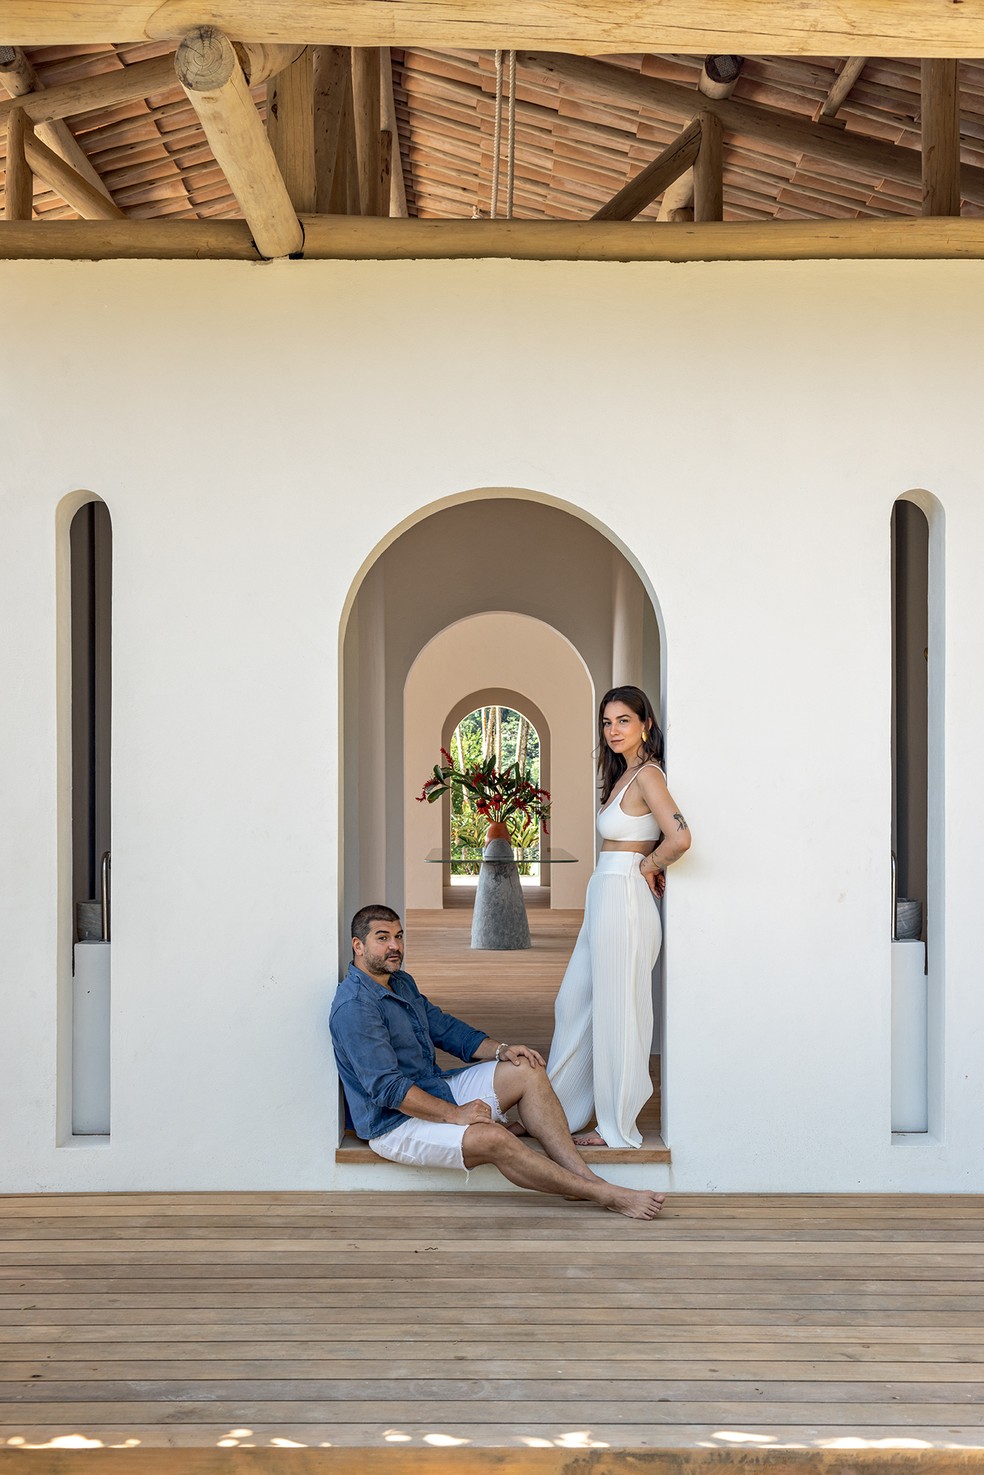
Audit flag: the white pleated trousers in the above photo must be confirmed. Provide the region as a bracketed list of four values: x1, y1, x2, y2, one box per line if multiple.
[547, 852, 662, 1149]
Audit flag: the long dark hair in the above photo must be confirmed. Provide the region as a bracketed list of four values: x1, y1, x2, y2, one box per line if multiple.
[597, 686, 664, 803]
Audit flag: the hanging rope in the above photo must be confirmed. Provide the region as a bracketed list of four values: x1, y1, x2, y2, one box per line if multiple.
[490, 48, 504, 219]
[506, 49, 517, 219]
[489, 49, 517, 219]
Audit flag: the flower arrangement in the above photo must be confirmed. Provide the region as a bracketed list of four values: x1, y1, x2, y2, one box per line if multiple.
[417, 749, 551, 837]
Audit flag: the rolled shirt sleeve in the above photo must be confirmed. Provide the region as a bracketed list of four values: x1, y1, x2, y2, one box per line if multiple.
[422, 995, 487, 1064]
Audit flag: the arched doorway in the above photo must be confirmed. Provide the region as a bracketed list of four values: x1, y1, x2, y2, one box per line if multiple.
[338, 490, 667, 1151]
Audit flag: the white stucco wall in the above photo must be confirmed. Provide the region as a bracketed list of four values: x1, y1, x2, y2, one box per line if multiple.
[1, 255, 983, 1193]
[403, 611, 595, 910]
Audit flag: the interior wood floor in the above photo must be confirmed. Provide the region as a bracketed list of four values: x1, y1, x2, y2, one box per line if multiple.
[337, 906, 665, 1162]
[1, 1192, 983, 1458]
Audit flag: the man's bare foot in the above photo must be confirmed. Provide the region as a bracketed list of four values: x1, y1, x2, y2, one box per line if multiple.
[607, 1187, 666, 1220]
[505, 1121, 527, 1137]
[573, 1129, 607, 1146]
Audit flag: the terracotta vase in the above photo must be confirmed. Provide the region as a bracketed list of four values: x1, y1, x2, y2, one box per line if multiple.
[485, 820, 510, 843]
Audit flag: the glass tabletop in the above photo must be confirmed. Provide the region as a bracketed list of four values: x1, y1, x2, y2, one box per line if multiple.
[425, 847, 578, 865]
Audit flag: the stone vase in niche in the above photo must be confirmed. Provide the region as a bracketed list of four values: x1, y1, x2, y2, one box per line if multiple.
[471, 824, 531, 950]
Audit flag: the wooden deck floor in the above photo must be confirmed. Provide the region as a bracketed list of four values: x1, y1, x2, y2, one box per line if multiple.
[2, 1191, 984, 1458]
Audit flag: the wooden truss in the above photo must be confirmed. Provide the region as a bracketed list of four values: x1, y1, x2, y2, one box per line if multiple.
[0, 24, 976, 260]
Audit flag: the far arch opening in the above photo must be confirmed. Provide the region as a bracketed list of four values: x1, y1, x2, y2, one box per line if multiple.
[442, 690, 549, 904]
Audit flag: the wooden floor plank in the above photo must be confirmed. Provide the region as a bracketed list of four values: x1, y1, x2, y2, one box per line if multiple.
[6, 1358, 984, 1381]
[2, 1190, 984, 1452]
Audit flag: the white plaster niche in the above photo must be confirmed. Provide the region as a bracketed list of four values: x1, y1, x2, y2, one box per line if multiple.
[62, 497, 113, 1140]
[890, 493, 943, 1139]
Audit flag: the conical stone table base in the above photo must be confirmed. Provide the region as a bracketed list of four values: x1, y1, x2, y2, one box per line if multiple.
[471, 837, 531, 950]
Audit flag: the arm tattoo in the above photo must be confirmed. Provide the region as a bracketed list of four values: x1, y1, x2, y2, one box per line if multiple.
[673, 812, 689, 832]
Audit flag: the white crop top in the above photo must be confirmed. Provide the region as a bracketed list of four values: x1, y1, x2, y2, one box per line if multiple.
[596, 763, 663, 843]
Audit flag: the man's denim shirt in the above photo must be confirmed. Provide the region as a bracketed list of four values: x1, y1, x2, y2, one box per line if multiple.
[329, 963, 488, 1141]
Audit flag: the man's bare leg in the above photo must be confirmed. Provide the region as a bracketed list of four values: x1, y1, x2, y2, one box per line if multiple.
[494, 1059, 604, 1181]
[462, 1122, 664, 1220]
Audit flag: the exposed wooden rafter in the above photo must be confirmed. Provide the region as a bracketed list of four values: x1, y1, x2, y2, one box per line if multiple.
[817, 56, 869, 121]
[352, 47, 384, 216]
[24, 129, 125, 219]
[380, 48, 409, 218]
[693, 111, 723, 222]
[518, 51, 984, 207]
[0, 45, 113, 200]
[0, 52, 178, 129]
[175, 26, 303, 258]
[921, 59, 961, 217]
[4, 105, 32, 219]
[314, 44, 352, 213]
[658, 55, 742, 223]
[3, 2, 984, 56]
[592, 117, 701, 221]
[267, 51, 316, 212]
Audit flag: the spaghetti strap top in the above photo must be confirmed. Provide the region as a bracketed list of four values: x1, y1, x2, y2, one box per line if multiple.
[596, 763, 663, 843]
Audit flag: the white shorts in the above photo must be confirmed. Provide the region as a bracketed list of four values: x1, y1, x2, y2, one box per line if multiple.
[369, 1061, 507, 1171]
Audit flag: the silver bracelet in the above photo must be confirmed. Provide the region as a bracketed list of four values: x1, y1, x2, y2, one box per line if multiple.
[494, 1041, 509, 1062]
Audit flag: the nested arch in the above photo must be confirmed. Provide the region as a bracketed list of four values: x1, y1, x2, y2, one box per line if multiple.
[442, 688, 551, 788]
[339, 488, 666, 962]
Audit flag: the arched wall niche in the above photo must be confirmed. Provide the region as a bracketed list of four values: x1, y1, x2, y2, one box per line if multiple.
[339, 491, 665, 966]
[892, 488, 945, 1139]
[54, 490, 112, 1143]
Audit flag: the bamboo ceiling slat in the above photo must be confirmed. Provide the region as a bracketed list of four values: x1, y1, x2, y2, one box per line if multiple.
[4, 40, 984, 224]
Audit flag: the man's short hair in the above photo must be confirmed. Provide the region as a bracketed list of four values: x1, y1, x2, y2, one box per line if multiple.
[351, 904, 401, 945]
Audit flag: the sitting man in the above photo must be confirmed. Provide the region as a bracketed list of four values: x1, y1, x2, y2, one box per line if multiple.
[329, 904, 665, 1220]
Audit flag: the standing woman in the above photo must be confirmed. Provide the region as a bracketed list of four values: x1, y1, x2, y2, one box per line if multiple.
[547, 686, 691, 1149]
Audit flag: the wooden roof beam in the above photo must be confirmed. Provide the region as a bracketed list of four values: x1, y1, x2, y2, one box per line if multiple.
[592, 116, 701, 220]
[381, 48, 408, 218]
[922, 59, 960, 216]
[0, 52, 178, 130]
[519, 51, 984, 207]
[6, 216, 984, 261]
[817, 57, 869, 122]
[312, 46, 352, 213]
[3, 2, 984, 56]
[0, 44, 114, 200]
[175, 26, 303, 258]
[352, 47, 384, 216]
[4, 106, 32, 219]
[694, 111, 723, 222]
[659, 55, 743, 222]
[0, 41, 299, 133]
[267, 51, 316, 212]
[23, 127, 126, 219]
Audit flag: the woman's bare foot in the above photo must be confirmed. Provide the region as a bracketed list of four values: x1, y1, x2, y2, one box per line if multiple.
[573, 1129, 607, 1147]
[606, 1186, 666, 1220]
